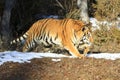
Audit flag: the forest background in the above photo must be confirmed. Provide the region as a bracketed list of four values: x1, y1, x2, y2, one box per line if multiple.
[0, 0, 120, 53]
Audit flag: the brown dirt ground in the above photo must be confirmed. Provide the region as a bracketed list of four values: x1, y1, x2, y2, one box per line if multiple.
[1, 36, 120, 80]
[0, 57, 120, 80]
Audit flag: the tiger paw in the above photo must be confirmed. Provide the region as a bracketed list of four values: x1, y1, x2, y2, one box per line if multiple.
[77, 54, 86, 59]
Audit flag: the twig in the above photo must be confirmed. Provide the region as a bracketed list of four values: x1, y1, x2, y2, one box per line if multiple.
[55, 0, 65, 10]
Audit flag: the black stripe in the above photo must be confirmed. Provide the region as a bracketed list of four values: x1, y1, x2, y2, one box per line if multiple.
[54, 33, 58, 41]
[38, 34, 42, 40]
[50, 37, 56, 45]
[45, 38, 49, 44]
[40, 19, 50, 36]
[47, 31, 50, 38]
[43, 32, 46, 41]
[39, 36, 42, 40]
[40, 19, 50, 42]
[62, 30, 66, 40]
[61, 19, 66, 26]
[26, 41, 30, 50]
[64, 19, 69, 30]
[32, 39, 36, 47]
[62, 19, 69, 39]
[46, 31, 50, 44]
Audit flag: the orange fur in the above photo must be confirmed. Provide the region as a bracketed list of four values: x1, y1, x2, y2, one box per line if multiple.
[11, 18, 93, 58]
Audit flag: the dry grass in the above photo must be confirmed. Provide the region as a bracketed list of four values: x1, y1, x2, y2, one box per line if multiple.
[93, 0, 120, 21]
[91, 26, 120, 53]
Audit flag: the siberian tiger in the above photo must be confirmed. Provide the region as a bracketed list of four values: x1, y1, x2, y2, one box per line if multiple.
[11, 18, 93, 58]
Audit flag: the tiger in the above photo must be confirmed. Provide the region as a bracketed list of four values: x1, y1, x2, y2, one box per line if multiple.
[11, 18, 93, 58]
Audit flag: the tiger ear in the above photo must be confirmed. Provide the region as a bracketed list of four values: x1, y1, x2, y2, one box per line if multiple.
[85, 22, 92, 28]
[74, 20, 86, 32]
[82, 22, 92, 31]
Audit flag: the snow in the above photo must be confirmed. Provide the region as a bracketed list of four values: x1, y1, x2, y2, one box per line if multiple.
[0, 51, 120, 66]
[51, 59, 61, 62]
[0, 51, 70, 65]
[88, 53, 120, 60]
[90, 18, 100, 30]
[90, 18, 120, 30]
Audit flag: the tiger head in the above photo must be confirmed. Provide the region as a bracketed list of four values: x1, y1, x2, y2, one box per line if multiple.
[79, 25, 93, 47]
[73, 20, 93, 48]
[80, 28, 93, 46]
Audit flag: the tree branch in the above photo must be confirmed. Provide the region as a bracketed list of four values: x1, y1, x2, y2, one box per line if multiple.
[55, 0, 65, 10]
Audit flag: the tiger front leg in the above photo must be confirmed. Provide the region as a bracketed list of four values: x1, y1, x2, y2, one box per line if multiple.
[64, 41, 84, 58]
[83, 46, 90, 57]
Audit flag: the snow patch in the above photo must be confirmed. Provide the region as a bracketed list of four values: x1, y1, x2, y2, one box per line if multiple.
[52, 59, 61, 62]
[90, 18, 120, 30]
[87, 53, 120, 60]
[0, 51, 70, 65]
[0, 51, 120, 66]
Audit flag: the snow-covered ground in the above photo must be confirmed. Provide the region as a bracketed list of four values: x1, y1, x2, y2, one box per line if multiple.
[0, 51, 120, 66]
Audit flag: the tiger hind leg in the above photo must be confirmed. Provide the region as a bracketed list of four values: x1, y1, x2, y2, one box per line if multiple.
[22, 38, 36, 52]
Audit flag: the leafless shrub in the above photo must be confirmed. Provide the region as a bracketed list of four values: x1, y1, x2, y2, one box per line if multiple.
[93, 0, 120, 21]
[92, 26, 120, 52]
[55, 0, 80, 19]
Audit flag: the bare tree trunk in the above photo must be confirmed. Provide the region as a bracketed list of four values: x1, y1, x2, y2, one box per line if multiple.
[77, 0, 90, 24]
[0, 0, 15, 49]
